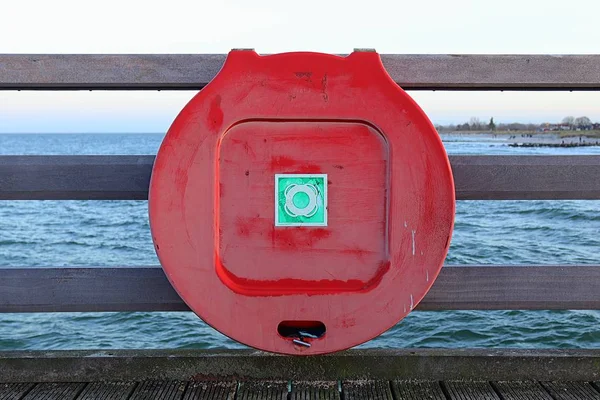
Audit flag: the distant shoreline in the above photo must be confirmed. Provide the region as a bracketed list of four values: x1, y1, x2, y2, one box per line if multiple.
[440, 130, 600, 147]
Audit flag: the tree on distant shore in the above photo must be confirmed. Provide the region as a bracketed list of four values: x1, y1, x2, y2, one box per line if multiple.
[469, 117, 483, 130]
[435, 117, 598, 132]
[562, 116, 575, 127]
[575, 116, 592, 127]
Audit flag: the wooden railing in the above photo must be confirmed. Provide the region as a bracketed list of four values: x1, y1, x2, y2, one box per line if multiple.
[1, 54, 599, 314]
[2, 54, 600, 90]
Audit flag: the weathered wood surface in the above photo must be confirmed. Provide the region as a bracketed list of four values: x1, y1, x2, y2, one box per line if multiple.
[237, 382, 288, 400]
[22, 383, 86, 400]
[0, 265, 598, 313]
[1, 54, 600, 90]
[541, 382, 600, 400]
[392, 381, 446, 400]
[182, 382, 236, 400]
[2, 155, 600, 200]
[0, 383, 34, 400]
[444, 381, 500, 400]
[1, 349, 599, 383]
[0, 156, 153, 200]
[3, 379, 600, 400]
[129, 381, 187, 400]
[77, 382, 137, 400]
[492, 381, 553, 400]
[342, 380, 393, 400]
[291, 382, 340, 400]
[450, 155, 600, 200]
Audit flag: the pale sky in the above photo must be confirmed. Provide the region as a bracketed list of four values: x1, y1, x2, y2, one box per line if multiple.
[1, 0, 600, 133]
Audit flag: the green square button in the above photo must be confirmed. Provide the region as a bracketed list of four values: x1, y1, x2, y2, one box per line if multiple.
[275, 174, 327, 227]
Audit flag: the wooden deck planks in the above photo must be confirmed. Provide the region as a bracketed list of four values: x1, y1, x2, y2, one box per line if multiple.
[443, 381, 500, 400]
[541, 382, 600, 400]
[129, 381, 187, 400]
[76, 382, 137, 400]
[236, 382, 288, 400]
[492, 381, 553, 400]
[291, 381, 340, 400]
[22, 383, 86, 400]
[2, 380, 600, 399]
[0, 383, 35, 400]
[181, 382, 236, 400]
[342, 380, 393, 400]
[392, 381, 446, 400]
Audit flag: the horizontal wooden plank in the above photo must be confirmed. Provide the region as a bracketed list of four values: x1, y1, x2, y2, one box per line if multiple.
[0, 265, 598, 312]
[1, 54, 600, 90]
[450, 155, 600, 200]
[0, 267, 189, 312]
[0, 349, 599, 382]
[2, 155, 600, 200]
[0, 156, 153, 200]
[419, 265, 600, 310]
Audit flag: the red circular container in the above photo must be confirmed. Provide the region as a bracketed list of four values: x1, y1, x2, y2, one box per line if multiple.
[149, 50, 455, 355]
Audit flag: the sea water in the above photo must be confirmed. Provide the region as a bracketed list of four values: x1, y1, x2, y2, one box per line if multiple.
[0, 133, 599, 350]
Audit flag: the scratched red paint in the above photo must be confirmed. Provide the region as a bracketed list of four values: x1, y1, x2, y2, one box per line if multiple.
[269, 155, 296, 169]
[268, 227, 331, 249]
[207, 95, 223, 132]
[149, 50, 455, 355]
[269, 155, 321, 173]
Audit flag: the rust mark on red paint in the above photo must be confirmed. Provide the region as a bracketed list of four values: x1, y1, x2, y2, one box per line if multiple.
[295, 71, 313, 80]
[321, 74, 329, 102]
[341, 318, 356, 328]
[341, 248, 372, 259]
[270, 156, 321, 173]
[235, 216, 263, 238]
[228, 138, 256, 158]
[174, 166, 188, 188]
[207, 95, 224, 132]
[243, 141, 255, 158]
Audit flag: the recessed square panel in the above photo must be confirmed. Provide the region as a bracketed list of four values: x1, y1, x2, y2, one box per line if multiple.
[216, 120, 388, 293]
[275, 174, 327, 227]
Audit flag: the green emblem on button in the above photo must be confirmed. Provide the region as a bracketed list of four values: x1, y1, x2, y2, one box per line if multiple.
[275, 174, 327, 227]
